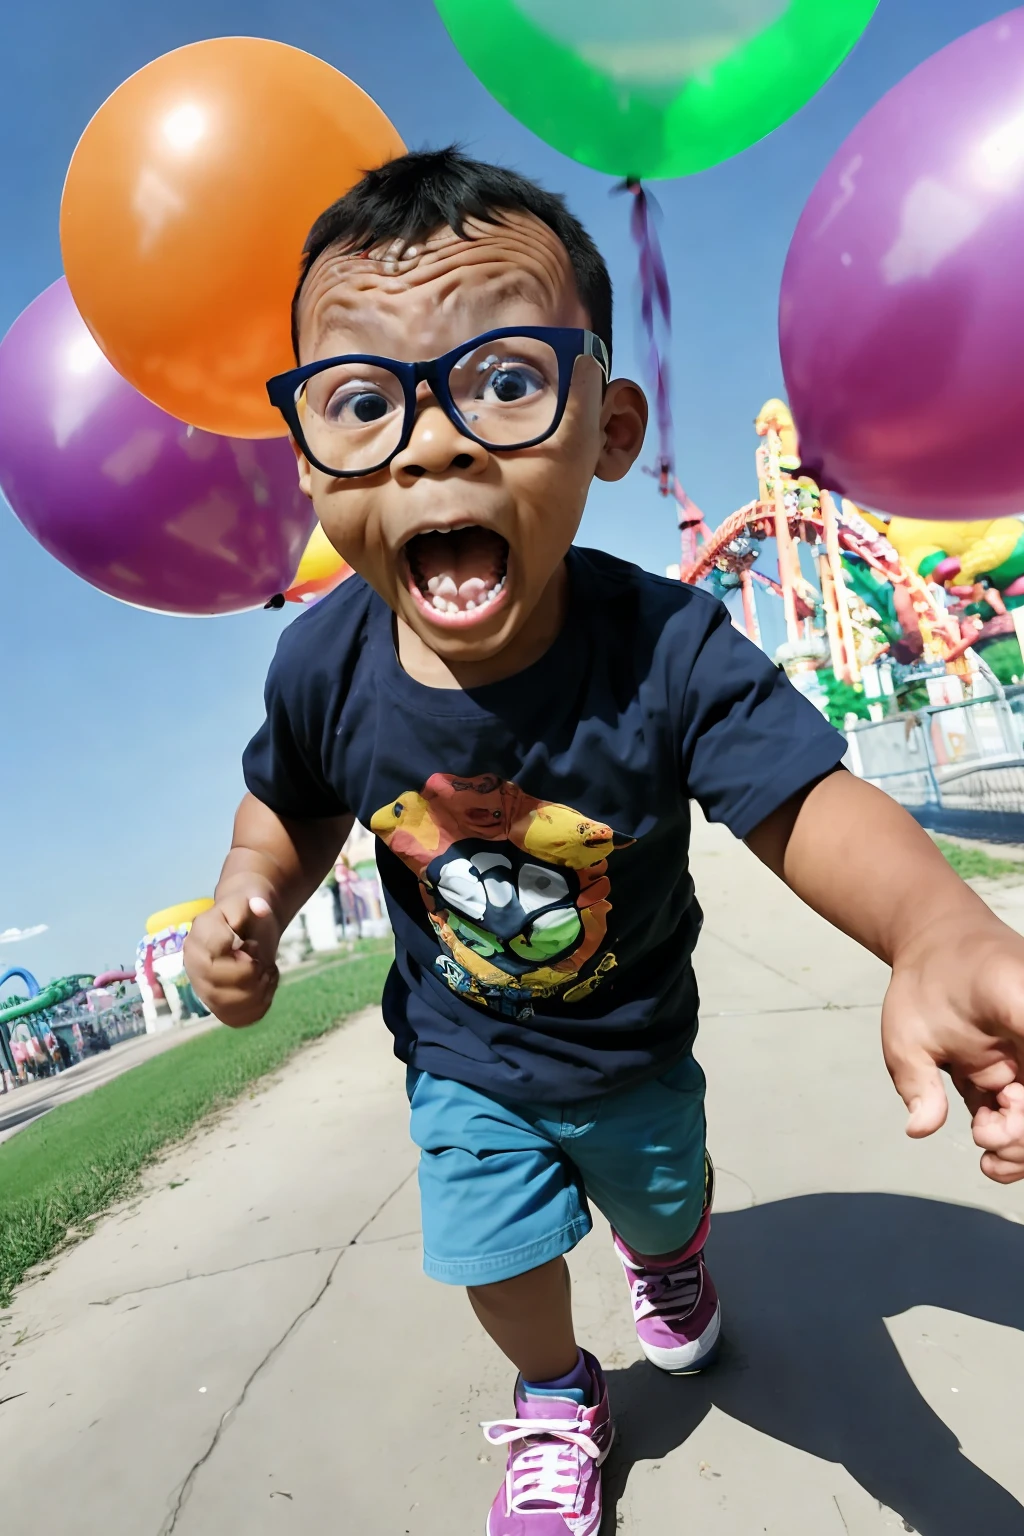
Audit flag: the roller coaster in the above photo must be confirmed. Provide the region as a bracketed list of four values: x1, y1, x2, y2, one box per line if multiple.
[672, 400, 978, 690]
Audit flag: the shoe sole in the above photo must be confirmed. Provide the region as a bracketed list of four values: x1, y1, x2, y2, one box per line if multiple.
[638, 1301, 722, 1374]
[483, 1423, 616, 1536]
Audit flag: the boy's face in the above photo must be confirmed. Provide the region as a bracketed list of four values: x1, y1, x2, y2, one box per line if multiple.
[292, 211, 647, 666]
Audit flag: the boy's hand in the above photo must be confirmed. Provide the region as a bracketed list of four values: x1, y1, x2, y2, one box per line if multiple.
[184, 888, 282, 1028]
[190, 795, 350, 1028]
[882, 914, 1024, 1183]
[747, 771, 1024, 1187]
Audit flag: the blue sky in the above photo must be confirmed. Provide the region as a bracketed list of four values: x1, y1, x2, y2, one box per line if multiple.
[0, 0, 1007, 984]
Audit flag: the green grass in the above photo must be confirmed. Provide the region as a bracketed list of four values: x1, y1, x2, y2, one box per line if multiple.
[0, 949, 392, 1309]
[280, 935, 393, 986]
[935, 837, 1024, 882]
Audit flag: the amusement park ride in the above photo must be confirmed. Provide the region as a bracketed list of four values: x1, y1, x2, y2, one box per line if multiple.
[669, 401, 1018, 695]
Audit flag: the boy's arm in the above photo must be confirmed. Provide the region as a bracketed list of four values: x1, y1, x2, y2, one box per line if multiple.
[745, 768, 1024, 1184]
[186, 792, 353, 1028]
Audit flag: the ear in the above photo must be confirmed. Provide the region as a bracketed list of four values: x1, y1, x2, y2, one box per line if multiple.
[289, 433, 314, 500]
[595, 379, 648, 483]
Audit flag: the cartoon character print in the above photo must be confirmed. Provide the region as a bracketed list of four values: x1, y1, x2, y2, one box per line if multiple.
[370, 773, 633, 1020]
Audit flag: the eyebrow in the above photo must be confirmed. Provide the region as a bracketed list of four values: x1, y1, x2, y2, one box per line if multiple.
[308, 295, 384, 356]
[304, 259, 567, 361]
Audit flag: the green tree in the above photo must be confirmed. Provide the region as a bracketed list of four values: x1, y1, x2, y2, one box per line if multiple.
[976, 635, 1024, 685]
[818, 668, 871, 730]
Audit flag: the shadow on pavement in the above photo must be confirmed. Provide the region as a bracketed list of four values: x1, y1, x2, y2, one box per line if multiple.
[602, 1193, 1024, 1535]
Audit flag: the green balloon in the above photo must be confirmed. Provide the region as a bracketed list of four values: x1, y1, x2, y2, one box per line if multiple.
[435, 0, 878, 179]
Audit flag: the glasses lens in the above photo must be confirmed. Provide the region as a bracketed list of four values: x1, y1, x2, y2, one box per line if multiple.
[448, 336, 560, 447]
[299, 362, 406, 473]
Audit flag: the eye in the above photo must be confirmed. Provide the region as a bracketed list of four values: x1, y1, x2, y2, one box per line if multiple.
[437, 858, 487, 920]
[323, 383, 396, 427]
[510, 906, 582, 961]
[470, 851, 516, 910]
[393, 802, 404, 817]
[518, 863, 570, 914]
[475, 354, 546, 405]
[448, 914, 502, 957]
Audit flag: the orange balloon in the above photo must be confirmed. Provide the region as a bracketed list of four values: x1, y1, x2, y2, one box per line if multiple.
[60, 39, 405, 438]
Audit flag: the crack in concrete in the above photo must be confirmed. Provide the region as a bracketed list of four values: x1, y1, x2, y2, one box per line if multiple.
[702, 1002, 878, 1017]
[159, 1167, 417, 1534]
[92, 1164, 420, 1306]
[701, 926, 829, 1002]
[712, 1165, 758, 1208]
[89, 1245, 346, 1307]
[357, 1227, 422, 1247]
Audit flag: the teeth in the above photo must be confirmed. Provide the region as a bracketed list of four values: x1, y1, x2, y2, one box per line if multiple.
[421, 569, 507, 617]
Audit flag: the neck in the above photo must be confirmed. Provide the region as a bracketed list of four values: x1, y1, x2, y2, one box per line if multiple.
[396, 561, 568, 689]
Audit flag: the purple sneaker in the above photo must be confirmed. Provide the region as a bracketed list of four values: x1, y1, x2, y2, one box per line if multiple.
[614, 1200, 721, 1373]
[481, 1351, 614, 1535]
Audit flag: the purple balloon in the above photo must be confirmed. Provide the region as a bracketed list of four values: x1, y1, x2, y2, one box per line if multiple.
[0, 279, 314, 614]
[780, 9, 1024, 520]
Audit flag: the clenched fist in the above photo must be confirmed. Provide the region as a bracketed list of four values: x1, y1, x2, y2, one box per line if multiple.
[185, 887, 282, 1028]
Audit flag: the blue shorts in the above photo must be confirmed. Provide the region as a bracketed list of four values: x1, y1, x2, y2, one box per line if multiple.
[407, 1055, 707, 1287]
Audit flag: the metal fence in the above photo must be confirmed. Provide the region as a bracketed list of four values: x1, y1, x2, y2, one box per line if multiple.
[845, 691, 1024, 841]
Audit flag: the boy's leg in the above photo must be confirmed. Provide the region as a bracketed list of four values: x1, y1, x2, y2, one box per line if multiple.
[468, 1254, 578, 1381]
[611, 1163, 719, 1373]
[407, 1067, 592, 1291]
[408, 1069, 613, 1534]
[572, 1053, 721, 1372]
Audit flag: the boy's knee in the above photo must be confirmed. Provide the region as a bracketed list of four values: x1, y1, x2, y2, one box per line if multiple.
[467, 1254, 568, 1302]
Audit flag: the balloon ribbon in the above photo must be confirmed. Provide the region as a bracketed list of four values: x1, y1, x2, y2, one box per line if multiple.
[618, 179, 674, 496]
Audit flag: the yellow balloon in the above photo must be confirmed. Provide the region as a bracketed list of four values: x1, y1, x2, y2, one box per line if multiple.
[146, 898, 214, 935]
[283, 523, 353, 604]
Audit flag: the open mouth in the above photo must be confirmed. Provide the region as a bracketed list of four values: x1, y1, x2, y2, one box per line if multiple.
[404, 526, 510, 627]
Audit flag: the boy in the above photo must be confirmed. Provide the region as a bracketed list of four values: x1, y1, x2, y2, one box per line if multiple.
[186, 149, 1024, 1535]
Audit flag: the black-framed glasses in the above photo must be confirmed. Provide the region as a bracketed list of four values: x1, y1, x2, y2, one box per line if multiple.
[266, 326, 610, 479]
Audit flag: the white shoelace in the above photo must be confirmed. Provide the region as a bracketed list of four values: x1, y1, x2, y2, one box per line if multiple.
[481, 1413, 604, 1516]
[631, 1257, 701, 1322]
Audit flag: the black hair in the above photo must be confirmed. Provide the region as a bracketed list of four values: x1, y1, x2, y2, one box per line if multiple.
[291, 146, 612, 365]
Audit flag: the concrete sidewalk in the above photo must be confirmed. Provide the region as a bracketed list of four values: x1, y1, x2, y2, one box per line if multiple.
[2, 818, 1024, 1534]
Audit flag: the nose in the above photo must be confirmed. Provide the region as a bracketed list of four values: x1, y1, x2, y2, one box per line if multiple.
[390, 380, 490, 482]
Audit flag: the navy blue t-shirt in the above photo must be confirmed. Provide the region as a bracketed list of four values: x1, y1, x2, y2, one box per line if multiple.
[243, 547, 846, 1103]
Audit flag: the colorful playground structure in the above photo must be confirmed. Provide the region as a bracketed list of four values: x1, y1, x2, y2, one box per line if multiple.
[2, 838, 392, 1084]
[280, 823, 391, 965]
[136, 898, 213, 1032]
[675, 401, 1024, 708]
[0, 965, 133, 1084]
[0, 898, 216, 1085]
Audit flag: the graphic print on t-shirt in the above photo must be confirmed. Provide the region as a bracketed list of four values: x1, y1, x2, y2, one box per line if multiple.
[370, 773, 633, 1021]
